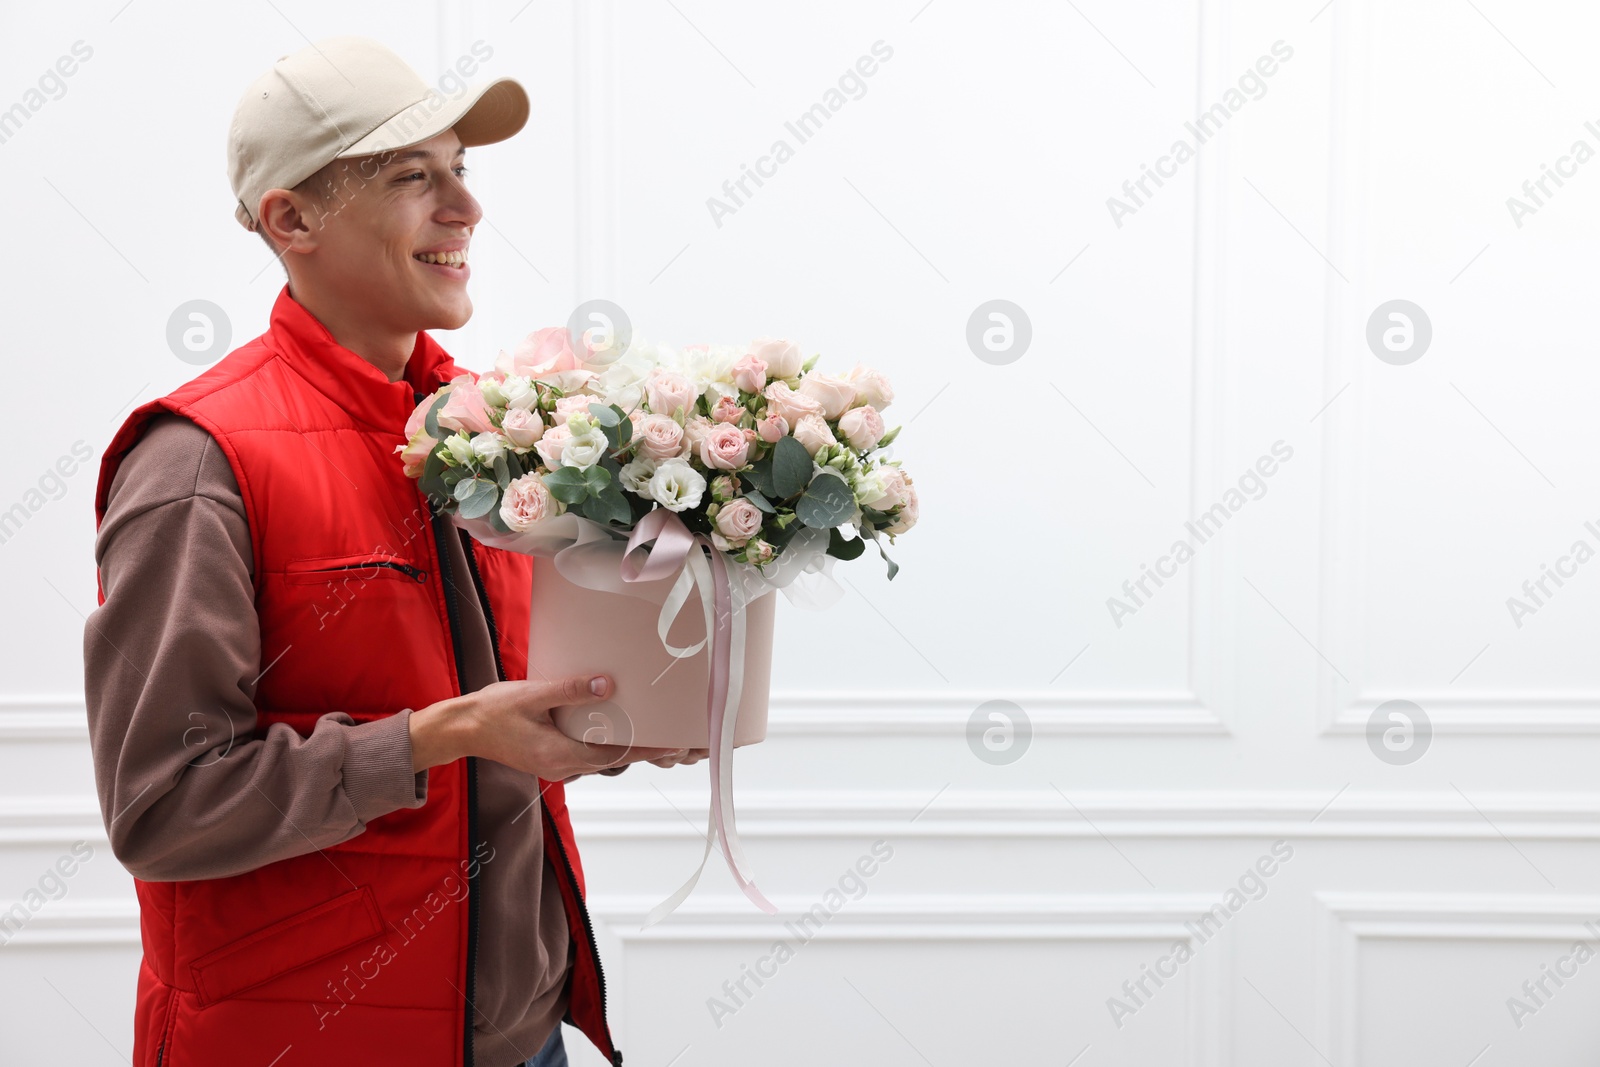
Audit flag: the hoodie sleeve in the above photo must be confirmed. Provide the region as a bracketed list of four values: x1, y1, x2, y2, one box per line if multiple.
[83, 413, 428, 881]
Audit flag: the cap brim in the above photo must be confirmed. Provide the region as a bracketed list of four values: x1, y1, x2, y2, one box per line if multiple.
[339, 76, 529, 159]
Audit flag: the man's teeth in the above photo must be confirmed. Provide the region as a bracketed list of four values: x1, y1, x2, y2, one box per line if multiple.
[414, 251, 467, 266]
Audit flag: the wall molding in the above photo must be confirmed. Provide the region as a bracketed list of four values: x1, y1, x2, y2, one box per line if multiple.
[0, 690, 1228, 740]
[1314, 892, 1600, 1065]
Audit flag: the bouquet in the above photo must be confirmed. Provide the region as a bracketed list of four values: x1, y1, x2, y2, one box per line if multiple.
[399, 330, 917, 572]
[398, 328, 918, 923]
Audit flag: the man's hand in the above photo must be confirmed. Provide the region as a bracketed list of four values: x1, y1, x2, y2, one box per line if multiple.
[408, 674, 687, 779]
[564, 746, 709, 783]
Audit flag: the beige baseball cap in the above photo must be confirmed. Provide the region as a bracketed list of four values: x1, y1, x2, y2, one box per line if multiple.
[227, 36, 528, 231]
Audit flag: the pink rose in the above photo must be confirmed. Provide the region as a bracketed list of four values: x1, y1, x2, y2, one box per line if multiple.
[711, 394, 744, 424]
[713, 498, 764, 547]
[732, 353, 768, 394]
[498, 327, 579, 378]
[403, 392, 434, 439]
[645, 368, 697, 416]
[437, 374, 495, 434]
[500, 407, 545, 448]
[700, 422, 752, 469]
[552, 393, 596, 426]
[756, 412, 789, 443]
[797, 371, 857, 420]
[865, 466, 910, 511]
[534, 424, 572, 469]
[744, 539, 775, 566]
[763, 380, 823, 426]
[845, 363, 894, 410]
[499, 473, 562, 531]
[634, 414, 687, 461]
[885, 477, 918, 536]
[837, 405, 885, 450]
[750, 337, 803, 379]
[792, 413, 835, 457]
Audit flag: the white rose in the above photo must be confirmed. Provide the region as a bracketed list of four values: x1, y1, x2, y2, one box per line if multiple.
[500, 375, 537, 411]
[620, 456, 658, 494]
[648, 459, 707, 512]
[478, 376, 507, 408]
[561, 423, 610, 470]
[444, 432, 475, 465]
[470, 432, 508, 466]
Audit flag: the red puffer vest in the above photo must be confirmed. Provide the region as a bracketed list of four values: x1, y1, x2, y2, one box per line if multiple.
[93, 286, 621, 1066]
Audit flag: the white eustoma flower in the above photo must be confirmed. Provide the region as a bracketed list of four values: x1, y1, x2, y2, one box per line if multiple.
[647, 459, 706, 512]
[619, 456, 658, 494]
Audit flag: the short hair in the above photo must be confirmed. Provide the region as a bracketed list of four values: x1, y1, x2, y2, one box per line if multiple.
[253, 157, 355, 267]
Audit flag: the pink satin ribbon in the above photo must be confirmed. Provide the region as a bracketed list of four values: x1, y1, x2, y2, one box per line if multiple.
[622, 509, 777, 917]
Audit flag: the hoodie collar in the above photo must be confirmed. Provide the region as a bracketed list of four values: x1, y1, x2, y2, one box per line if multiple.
[266, 284, 463, 432]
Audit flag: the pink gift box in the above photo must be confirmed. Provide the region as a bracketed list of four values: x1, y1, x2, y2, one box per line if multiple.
[527, 556, 776, 752]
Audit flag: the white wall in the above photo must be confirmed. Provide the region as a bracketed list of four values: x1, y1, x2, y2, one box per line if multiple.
[5, 0, 1600, 1063]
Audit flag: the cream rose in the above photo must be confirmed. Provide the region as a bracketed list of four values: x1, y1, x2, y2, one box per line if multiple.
[763, 380, 823, 426]
[837, 405, 885, 450]
[552, 393, 597, 426]
[864, 465, 910, 511]
[845, 363, 894, 410]
[885, 480, 919, 535]
[797, 371, 857, 420]
[644, 368, 697, 416]
[711, 394, 744, 424]
[500, 407, 545, 448]
[635, 413, 687, 461]
[470, 432, 508, 466]
[750, 338, 803, 379]
[534, 424, 571, 469]
[499, 473, 562, 531]
[713, 498, 764, 547]
[792, 413, 836, 457]
[500, 374, 537, 411]
[699, 422, 752, 470]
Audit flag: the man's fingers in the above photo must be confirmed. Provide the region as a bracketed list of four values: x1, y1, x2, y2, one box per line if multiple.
[574, 741, 685, 772]
[539, 673, 613, 709]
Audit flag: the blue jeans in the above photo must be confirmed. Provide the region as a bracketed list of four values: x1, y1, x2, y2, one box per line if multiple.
[525, 1024, 567, 1067]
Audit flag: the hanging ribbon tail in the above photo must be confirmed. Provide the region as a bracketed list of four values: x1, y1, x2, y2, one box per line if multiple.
[640, 535, 776, 926]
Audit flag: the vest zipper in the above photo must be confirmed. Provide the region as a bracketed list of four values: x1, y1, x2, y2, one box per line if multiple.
[318, 560, 427, 581]
[459, 532, 623, 1067]
[427, 504, 479, 1067]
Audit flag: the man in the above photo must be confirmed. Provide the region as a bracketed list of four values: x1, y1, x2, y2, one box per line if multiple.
[84, 37, 700, 1067]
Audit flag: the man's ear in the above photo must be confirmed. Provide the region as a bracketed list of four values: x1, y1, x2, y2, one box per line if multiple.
[256, 189, 319, 257]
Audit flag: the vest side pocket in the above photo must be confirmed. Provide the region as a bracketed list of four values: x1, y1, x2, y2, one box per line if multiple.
[188, 885, 384, 1008]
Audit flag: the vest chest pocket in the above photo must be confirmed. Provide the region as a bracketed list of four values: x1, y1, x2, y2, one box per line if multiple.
[282, 552, 430, 631]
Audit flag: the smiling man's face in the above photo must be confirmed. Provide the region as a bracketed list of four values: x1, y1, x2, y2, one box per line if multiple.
[265, 127, 481, 339]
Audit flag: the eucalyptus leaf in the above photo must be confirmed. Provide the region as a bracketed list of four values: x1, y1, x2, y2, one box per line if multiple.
[589, 482, 632, 525]
[422, 390, 451, 439]
[586, 402, 621, 427]
[746, 453, 776, 497]
[458, 479, 499, 519]
[826, 526, 867, 561]
[771, 435, 812, 499]
[583, 465, 612, 495]
[543, 467, 590, 505]
[744, 488, 775, 513]
[492, 453, 511, 489]
[453, 476, 479, 502]
[795, 471, 856, 529]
